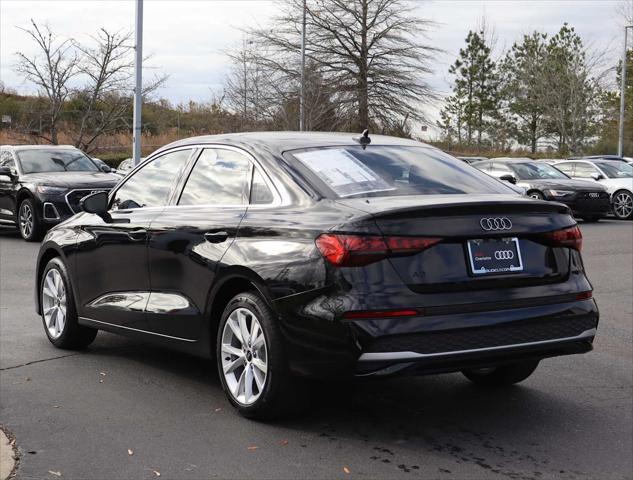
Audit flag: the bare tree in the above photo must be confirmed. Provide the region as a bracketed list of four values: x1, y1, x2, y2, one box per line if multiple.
[242, 0, 438, 132]
[14, 19, 79, 144]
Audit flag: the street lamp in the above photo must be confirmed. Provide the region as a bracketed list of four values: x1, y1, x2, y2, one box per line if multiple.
[618, 25, 632, 157]
[132, 0, 143, 166]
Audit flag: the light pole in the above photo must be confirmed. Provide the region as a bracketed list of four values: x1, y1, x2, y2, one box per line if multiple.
[618, 25, 632, 157]
[299, 0, 306, 132]
[132, 0, 143, 166]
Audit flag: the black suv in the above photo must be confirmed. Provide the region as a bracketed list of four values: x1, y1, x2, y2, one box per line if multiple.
[0, 145, 120, 241]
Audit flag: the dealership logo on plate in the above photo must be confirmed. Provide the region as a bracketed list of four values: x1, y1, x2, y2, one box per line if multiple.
[479, 217, 512, 231]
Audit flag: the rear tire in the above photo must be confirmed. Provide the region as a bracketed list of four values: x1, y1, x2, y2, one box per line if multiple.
[462, 360, 539, 386]
[40, 258, 98, 349]
[216, 291, 305, 419]
[18, 198, 44, 242]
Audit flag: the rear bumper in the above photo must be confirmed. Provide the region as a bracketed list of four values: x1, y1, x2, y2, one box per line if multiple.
[277, 297, 598, 379]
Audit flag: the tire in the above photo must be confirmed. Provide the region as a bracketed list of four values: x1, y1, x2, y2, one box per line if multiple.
[612, 190, 633, 220]
[18, 198, 44, 242]
[40, 258, 98, 349]
[462, 360, 539, 387]
[528, 191, 544, 200]
[216, 291, 304, 419]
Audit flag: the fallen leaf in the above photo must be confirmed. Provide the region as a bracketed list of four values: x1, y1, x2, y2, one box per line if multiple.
[48, 471, 61, 477]
[247, 445, 258, 451]
[214, 408, 222, 412]
[127, 449, 134, 456]
[152, 470, 161, 477]
[25, 377, 32, 381]
[99, 372, 107, 376]
[280, 440, 289, 446]
[99, 379, 104, 384]
[343, 466, 351, 474]
[52, 405, 61, 409]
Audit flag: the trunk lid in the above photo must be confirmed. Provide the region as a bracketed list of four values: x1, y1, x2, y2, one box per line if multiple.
[335, 194, 576, 292]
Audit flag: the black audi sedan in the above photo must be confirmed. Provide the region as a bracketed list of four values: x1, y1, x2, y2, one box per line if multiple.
[0, 145, 120, 241]
[34, 132, 598, 418]
[473, 158, 610, 221]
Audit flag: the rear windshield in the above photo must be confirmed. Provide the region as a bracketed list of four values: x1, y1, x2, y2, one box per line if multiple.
[16, 149, 99, 174]
[286, 146, 515, 198]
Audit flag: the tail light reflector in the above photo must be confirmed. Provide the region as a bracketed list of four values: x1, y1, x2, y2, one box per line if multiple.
[539, 225, 583, 251]
[315, 234, 442, 267]
[576, 291, 593, 300]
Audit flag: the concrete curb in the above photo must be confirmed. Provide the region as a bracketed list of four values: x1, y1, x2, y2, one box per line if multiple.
[0, 428, 16, 480]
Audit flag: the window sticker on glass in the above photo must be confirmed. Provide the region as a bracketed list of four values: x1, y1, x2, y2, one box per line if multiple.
[294, 149, 394, 197]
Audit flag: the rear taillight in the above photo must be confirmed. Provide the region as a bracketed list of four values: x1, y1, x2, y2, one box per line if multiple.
[315, 234, 442, 267]
[539, 225, 583, 251]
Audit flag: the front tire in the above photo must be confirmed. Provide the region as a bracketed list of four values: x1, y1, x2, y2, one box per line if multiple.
[462, 360, 539, 386]
[612, 190, 633, 220]
[41, 258, 98, 349]
[216, 291, 303, 419]
[18, 198, 44, 242]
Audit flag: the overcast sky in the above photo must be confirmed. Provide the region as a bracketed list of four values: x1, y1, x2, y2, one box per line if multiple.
[0, 0, 627, 131]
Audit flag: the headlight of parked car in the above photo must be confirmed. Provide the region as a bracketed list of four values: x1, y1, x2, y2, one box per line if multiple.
[36, 185, 67, 195]
[546, 189, 574, 198]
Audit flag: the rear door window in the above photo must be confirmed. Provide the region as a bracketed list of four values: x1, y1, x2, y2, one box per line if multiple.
[573, 162, 599, 179]
[178, 148, 252, 206]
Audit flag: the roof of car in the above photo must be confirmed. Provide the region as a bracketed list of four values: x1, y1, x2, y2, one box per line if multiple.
[490, 157, 536, 163]
[153, 131, 430, 157]
[3, 144, 77, 151]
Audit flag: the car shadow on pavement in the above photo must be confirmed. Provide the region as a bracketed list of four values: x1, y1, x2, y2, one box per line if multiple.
[82, 333, 591, 477]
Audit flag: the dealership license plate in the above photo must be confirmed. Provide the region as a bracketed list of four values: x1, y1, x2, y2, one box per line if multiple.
[466, 237, 524, 276]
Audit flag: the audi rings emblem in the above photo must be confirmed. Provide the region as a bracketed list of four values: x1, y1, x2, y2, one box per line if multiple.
[494, 250, 514, 260]
[480, 217, 512, 231]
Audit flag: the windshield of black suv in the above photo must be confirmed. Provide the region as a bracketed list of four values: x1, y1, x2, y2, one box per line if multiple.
[509, 162, 569, 180]
[286, 146, 516, 198]
[16, 149, 99, 174]
[595, 161, 633, 178]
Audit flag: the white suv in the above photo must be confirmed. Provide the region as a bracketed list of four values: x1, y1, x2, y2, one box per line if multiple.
[553, 160, 633, 220]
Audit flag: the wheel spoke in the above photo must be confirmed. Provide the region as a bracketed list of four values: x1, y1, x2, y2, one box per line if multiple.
[48, 308, 58, 329]
[222, 344, 244, 358]
[253, 365, 265, 391]
[251, 331, 265, 350]
[227, 318, 243, 344]
[252, 357, 267, 375]
[223, 355, 245, 374]
[56, 311, 65, 333]
[45, 275, 57, 297]
[238, 310, 250, 345]
[244, 366, 254, 403]
[235, 368, 246, 398]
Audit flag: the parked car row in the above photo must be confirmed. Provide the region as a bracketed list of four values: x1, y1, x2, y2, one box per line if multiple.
[466, 156, 633, 221]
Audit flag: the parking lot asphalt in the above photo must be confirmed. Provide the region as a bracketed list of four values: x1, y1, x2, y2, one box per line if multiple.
[0, 221, 631, 480]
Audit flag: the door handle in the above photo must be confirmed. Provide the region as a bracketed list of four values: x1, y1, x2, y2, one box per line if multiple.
[204, 231, 230, 243]
[127, 228, 147, 241]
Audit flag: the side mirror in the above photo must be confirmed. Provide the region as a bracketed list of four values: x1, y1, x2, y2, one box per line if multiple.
[591, 173, 604, 181]
[499, 174, 517, 185]
[0, 166, 13, 180]
[80, 191, 108, 215]
[99, 164, 112, 173]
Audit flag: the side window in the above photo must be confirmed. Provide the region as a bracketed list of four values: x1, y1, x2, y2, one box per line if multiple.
[490, 162, 512, 177]
[111, 149, 191, 210]
[250, 169, 274, 205]
[555, 163, 574, 175]
[178, 148, 252, 206]
[0, 150, 15, 168]
[472, 161, 490, 172]
[573, 163, 598, 178]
